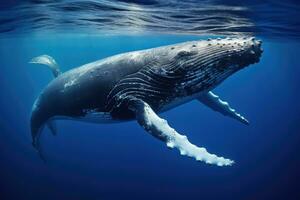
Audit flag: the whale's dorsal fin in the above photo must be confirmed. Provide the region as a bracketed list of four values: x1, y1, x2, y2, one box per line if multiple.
[128, 98, 233, 166]
[198, 91, 249, 125]
[29, 55, 62, 78]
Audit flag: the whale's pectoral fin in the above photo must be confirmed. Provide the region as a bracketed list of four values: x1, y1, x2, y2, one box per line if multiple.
[29, 55, 62, 78]
[47, 120, 57, 136]
[128, 98, 234, 166]
[197, 91, 249, 125]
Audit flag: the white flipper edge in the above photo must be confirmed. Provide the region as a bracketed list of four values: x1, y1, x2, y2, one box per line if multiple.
[29, 55, 61, 78]
[198, 91, 249, 125]
[129, 99, 234, 166]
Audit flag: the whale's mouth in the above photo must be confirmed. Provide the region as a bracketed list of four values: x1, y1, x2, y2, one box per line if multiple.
[174, 37, 264, 94]
[235, 37, 263, 69]
[217, 37, 263, 70]
[190, 37, 264, 71]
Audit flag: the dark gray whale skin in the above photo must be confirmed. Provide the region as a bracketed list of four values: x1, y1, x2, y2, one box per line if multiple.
[30, 37, 262, 148]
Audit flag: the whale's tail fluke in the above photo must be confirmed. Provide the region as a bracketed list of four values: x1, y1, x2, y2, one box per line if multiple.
[29, 55, 62, 78]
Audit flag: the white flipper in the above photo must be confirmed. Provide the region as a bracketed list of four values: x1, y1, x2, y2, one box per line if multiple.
[198, 91, 249, 125]
[129, 99, 234, 166]
[29, 55, 61, 78]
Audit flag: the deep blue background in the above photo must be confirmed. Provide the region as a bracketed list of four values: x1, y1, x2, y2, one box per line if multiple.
[0, 34, 300, 199]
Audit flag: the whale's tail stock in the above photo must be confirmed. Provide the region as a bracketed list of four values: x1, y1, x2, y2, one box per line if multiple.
[29, 55, 62, 78]
[30, 106, 48, 162]
[30, 100, 58, 162]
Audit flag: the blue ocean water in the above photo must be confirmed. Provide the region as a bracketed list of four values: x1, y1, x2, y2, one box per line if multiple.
[0, 1, 300, 200]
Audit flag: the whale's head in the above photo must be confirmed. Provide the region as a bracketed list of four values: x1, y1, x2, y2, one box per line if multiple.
[172, 37, 263, 93]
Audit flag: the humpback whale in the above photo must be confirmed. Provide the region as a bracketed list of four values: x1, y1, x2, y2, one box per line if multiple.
[30, 37, 263, 166]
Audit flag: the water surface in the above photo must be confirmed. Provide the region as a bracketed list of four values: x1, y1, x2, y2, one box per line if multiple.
[1, 0, 300, 39]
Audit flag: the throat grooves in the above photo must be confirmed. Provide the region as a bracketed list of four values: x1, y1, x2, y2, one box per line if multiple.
[105, 59, 185, 119]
